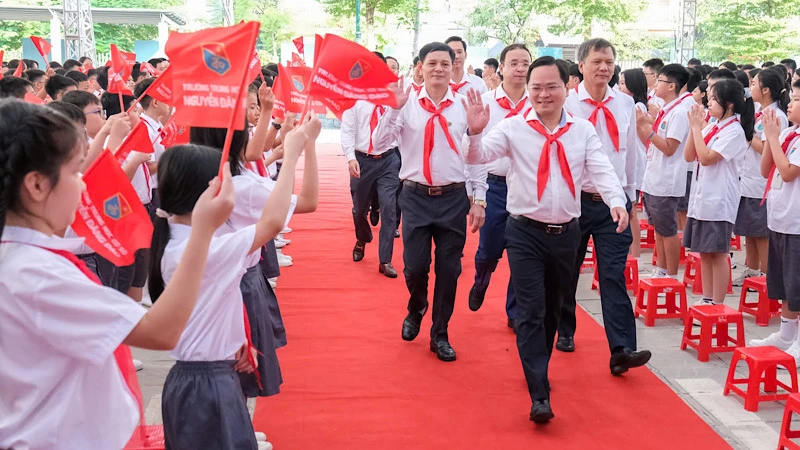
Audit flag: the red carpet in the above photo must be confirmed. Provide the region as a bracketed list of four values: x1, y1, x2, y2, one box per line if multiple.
[253, 144, 730, 449]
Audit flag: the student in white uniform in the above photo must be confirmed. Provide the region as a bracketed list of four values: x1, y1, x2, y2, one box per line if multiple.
[683, 79, 751, 305]
[444, 36, 488, 96]
[676, 69, 704, 230]
[642, 58, 665, 108]
[749, 82, 800, 361]
[405, 55, 424, 94]
[0, 100, 231, 450]
[150, 133, 304, 448]
[734, 69, 789, 285]
[133, 78, 170, 217]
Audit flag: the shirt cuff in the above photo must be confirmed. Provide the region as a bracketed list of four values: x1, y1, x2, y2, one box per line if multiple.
[608, 196, 627, 210]
[471, 186, 487, 202]
[345, 151, 356, 162]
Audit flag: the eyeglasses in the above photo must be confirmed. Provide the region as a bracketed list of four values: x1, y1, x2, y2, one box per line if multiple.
[86, 108, 106, 119]
[656, 78, 674, 85]
[529, 84, 566, 94]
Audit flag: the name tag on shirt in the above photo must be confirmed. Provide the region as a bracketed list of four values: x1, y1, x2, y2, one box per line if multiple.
[773, 172, 785, 190]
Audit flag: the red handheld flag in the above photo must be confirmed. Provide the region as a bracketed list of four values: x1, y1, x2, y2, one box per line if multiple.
[314, 34, 324, 64]
[24, 92, 44, 104]
[248, 50, 263, 83]
[291, 52, 305, 67]
[308, 34, 399, 109]
[113, 120, 156, 166]
[141, 65, 174, 104]
[293, 36, 305, 55]
[107, 44, 134, 96]
[274, 64, 328, 114]
[13, 61, 26, 78]
[71, 149, 153, 266]
[160, 115, 191, 148]
[140, 61, 158, 76]
[30, 36, 52, 62]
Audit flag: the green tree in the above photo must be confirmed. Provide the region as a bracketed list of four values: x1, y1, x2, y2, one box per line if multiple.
[207, 0, 292, 64]
[462, 0, 544, 46]
[611, 28, 672, 61]
[546, 0, 644, 40]
[320, 0, 420, 49]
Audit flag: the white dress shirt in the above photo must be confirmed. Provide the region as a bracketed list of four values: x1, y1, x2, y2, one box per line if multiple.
[140, 112, 164, 190]
[565, 82, 638, 200]
[648, 88, 665, 108]
[641, 95, 690, 197]
[688, 115, 748, 223]
[481, 83, 531, 177]
[371, 86, 487, 200]
[341, 100, 396, 161]
[450, 71, 487, 95]
[767, 126, 800, 235]
[742, 102, 788, 198]
[469, 108, 626, 224]
[0, 226, 145, 450]
[633, 102, 648, 190]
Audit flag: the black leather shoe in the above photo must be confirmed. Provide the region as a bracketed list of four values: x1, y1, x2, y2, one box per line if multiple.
[379, 262, 398, 278]
[401, 312, 423, 341]
[394, 229, 400, 238]
[610, 347, 652, 376]
[353, 241, 366, 262]
[370, 208, 380, 226]
[430, 340, 456, 362]
[507, 319, 516, 334]
[556, 335, 575, 353]
[468, 285, 486, 311]
[529, 400, 554, 423]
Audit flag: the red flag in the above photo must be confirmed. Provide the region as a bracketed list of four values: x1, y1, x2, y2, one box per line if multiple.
[30, 36, 52, 61]
[140, 61, 158, 76]
[166, 21, 260, 130]
[308, 34, 398, 109]
[80, 62, 94, 74]
[160, 115, 190, 148]
[13, 61, 26, 77]
[107, 44, 134, 95]
[291, 52, 305, 67]
[24, 92, 44, 104]
[274, 64, 328, 115]
[113, 121, 156, 166]
[293, 36, 305, 55]
[248, 50, 262, 82]
[314, 34, 324, 64]
[71, 149, 153, 266]
[139, 65, 173, 104]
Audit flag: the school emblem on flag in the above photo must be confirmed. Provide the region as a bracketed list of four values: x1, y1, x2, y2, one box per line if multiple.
[292, 75, 305, 92]
[103, 193, 133, 221]
[201, 43, 232, 76]
[349, 60, 371, 80]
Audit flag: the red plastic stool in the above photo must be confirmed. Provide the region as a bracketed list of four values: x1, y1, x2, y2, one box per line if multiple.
[640, 219, 655, 249]
[779, 393, 800, 449]
[593, 255, 639, 295]
[651, 242, 687, 266]
[634, 278, 687, 326]
[680, 304, 745, 362]
[731, 235, 742, 251]
[738, 276, 781, 327]
[125, 425, 165, 450]
[683, 252, 733, 295]
[723, 346, 799, 412]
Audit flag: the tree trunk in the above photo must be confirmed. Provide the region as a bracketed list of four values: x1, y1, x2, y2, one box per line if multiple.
[365, 3, 376, 49]
[272, 34, 278, 62]
[412, 0, 421, 58]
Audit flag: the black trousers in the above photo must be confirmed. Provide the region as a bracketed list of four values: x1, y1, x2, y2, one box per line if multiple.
[505, 216, 580, 403]
[399, 183, 470, 341]
[350, 150, 401, 263]
[559, 194, 636, 352]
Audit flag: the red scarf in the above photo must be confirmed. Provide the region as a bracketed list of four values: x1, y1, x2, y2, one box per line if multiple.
[585, 97, 620, 151]
[696, 117, 740, 179]
[450, 81, 468, 94]
[368, 105, 386, 154]
[649, 96, 687, 149]
[527, 119, 575, 200]
[496, 96, 527, 118]
[411, 83, 423, 94]
[419, 97, 458, 185]
[762, 128, 800, 204]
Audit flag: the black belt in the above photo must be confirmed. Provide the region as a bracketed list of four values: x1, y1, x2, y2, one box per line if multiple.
[510, 215, 575, 235]
[356, 147, 398, 160]
[581, 191, 604, 202]
[403, 180, 466, 197]
[487, 174, 506, 183]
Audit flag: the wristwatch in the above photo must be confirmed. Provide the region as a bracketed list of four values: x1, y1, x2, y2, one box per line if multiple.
[272, 123, 282, 131]
[473, 199, 487, 207]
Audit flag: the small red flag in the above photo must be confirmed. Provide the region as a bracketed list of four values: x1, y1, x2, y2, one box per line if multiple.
[107, 44, 134, 96]
[314, 34, 324, 63]
[139, 65, 173, 104]
[293, 36, 305, 55]
[24, 92, 44, 104]
[274, 64, 327, 116]
[160, 115, 191, 148]
[291, 52, 305, 67]
[248, 50, 262, 83]
[308, 34, 398, 109]
[113, 121, 156, 166]
[140, 61, 158, 76]
[13, 61, 26, 78]
[166, 21, 260, 130]
[71, 149, 153, 266]
[30, 36, 52, 61]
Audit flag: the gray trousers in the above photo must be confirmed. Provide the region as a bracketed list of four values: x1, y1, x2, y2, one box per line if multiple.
[350, 149, 401, 263]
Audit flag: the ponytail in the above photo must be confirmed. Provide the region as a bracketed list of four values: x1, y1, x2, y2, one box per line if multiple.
[147, 215, 170, 301]
[756, 69, 790, 114]
[742, 95, 755, 142]
[711, 79, 754, 142]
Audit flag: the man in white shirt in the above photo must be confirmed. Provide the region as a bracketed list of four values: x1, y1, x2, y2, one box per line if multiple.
[445, 36, 488, 96]
[467, 44, 532, 332]
[373, 41, 488, 362]
[643, 58, 665, 108]
[467, 56, 629, 423]
[559, 39, 651, 376]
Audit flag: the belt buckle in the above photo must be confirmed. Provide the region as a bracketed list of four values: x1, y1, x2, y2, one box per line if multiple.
[592, 194, 603, 202]
[546, 225, 563, 235]
[373, 153, 382, 159]
[427, 186, 443, 196]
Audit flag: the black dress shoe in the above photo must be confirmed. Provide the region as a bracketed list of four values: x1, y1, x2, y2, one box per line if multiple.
[556, 335, 575, 353]
[379, 262, 398, 278]
[529, 400, 554, 423]
[353, 241, 366, 262]
[507, 318, 516, 334]
[609, 347, 652, 376]
[401, 312, 423, 341]
[429, 340, 456, 362]
[370, 209, 380, 226]
[468, 285, 486, 311]
[394, 229, 400, 238]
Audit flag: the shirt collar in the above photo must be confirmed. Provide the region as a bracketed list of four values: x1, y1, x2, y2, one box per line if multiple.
[524, 108, 573, 129]
[578, 82, 615, 102]
[716, 114, 740, 127]
[1, 226, 85, 252]
[419, 85, 456, 105]
[452, 72, 469, 85]
[663, 95, 683, 111]
[140, 113, 162, 131]
[168, 222, 192, 241]
[494, 83, 529, 103]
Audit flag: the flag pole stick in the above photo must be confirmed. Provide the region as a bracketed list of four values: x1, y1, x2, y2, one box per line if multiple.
[218, 39, 259, 180]
[118, 91, 125, 114]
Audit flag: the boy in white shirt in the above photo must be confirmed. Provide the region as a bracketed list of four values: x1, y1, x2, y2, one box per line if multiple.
[445, 36, 488, 96]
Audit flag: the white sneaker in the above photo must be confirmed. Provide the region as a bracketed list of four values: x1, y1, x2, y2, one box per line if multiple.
[278, 254, 293, 267]
[786, 340, 800, 368]
[133, 359, 143, 371]
[268, 277, 277, 289]
[255, 432, 267, 442]
[729, 252, 737, 269]
[282, 227, 292, 234]
[257, 442, 274, 450]
[693, 299, 716, 306]
[749, 331, 794, 350]
[649, 269, 668, 279]
[732, 267, 760, 287]
[274, 238, 288, 249]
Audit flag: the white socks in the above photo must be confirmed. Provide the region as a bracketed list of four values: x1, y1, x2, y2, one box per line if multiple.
[655, 267, 667, 277]
[780, 317, 799, 342]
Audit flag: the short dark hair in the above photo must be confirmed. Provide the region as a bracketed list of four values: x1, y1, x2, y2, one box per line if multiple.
[22, 59, 37, 70]
[65, 70, 89, 85]
[45, 75, 77, 99]
[24, 69, 46, 84]
[483, 58, 499, 70]
[659, 63, 690, 95]
[54, 68, 67, 76]
[412, 55, 420, 66]
[148, 58, 165, 67]
[46, 101, 87, 126]
[100, 91, 134, 117]
[385, 56, 399, 66]
[62, 90, 100, 110]
[720, 61, 738, 71]
[643, 58, 665, 72]
[419, 42, 455, 64]
[527, 56, 568, 84]
[708, 68, 736, 81]
[568, 63, 583, 81]
[474, 68, 483, 78]
[444, 36, 467, 52]
[0, 76, 32, 99]
[78, 56, 93, 64]
[134, 77, 157, 109]
[781, 59, 797, 71]
[499, 44, 531, 64]
[794, 79, 800, 90]
[96, 66, 110, 91]
[762, 61, 775, 68]
[686, 68, 703, 92]
[131, 63, 144, 82]
[687, 58, 702, 66]
[49, 61, 62, 69]
[741, 64, 756, 71]
[63, 59, 83, 72]
[578, 38, 616, 62]
[86, 68, 99, 79]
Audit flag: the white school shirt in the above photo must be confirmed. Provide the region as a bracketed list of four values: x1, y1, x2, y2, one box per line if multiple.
[687, 115, 748, 223]
[633, 102, 648, 191]
[741, 102, 789, 198]
[216, 167, 297, 268]
[641, 95, 690, 197]
[140, 113, 164, 190]
[767, 126, 800, 235]
[675, 93, 698, 173]
[565, 82, 638, 201]
[126, 153, 153, 204]
[341, 100, 396, 161]
[481, 83, 531, 177]
[470, 108, 626, 224]
[163, 223, 253, 361]
[647, 88, 665, 108]
[450, 71, 487, 95]
[371, 86, 487, 201]
[0, 226, 146, 450]
[247, 125, 279, 178]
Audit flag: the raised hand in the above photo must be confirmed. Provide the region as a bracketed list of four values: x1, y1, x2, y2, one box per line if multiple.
[303, 112, 322, 140]
[258, 83, 275, 112]
[389, 77, 412, 109]
[762, 108, 781, 141]
[687, 103, 706, 130]
[282, 126, 309, 162]
[462, 88, 490, 136]
[635, 108, 651, 131]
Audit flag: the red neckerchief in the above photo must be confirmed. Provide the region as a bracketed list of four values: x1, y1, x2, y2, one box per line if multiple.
[584, 96, 620, 151]
[496, 95, 527, 118]
[368, 104, 386, 154]
[696, 117, 740, 180]
[762, 128, 800, 204]
[418, 97, 458, 185]
[450, 80, 468, 94]
[527, 118, 575, 200]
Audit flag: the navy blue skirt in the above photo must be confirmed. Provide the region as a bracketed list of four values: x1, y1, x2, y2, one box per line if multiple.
[162, 360, 258, 450]
[240, 265, 283, 397]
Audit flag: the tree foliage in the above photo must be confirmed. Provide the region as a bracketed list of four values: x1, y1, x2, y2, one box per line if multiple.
[611, 28, 672, 61]
[546, 0, 644, 39]
[463, 0, 543, 46]
[320, 0, 421, 49]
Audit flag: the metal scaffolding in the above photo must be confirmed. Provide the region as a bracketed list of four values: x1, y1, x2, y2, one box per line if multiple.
[63, 0, 97, 60]
[676, 0, 697, 64]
